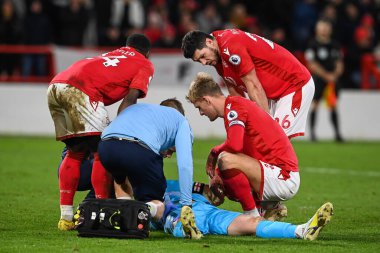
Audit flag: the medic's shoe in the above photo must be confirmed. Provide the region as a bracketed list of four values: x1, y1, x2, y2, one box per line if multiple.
[302, 202, 334, 241]
[180, 206, 203, 240]
[263, 202, 288, 221]
[58, 218, 75, 231]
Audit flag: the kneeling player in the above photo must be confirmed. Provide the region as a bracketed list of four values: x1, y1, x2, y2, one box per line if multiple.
[186, 72, 302, 219]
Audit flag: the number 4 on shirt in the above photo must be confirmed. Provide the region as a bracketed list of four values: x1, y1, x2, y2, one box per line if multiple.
[245, 32, 274, 49]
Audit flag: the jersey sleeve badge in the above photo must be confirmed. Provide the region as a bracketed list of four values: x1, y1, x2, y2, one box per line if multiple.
[226, 109, 245, 128]
[227, 110, 238, 120]
[229, 54, 241, 65]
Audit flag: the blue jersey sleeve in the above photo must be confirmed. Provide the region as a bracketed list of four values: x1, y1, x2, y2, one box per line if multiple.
[175, 120, 194, 206]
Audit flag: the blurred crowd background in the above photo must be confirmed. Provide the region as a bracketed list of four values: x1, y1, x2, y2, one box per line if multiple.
[1, 0, 380, 89]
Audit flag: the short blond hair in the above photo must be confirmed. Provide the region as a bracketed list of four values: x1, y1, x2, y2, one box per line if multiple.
[186, 72, 223, 103]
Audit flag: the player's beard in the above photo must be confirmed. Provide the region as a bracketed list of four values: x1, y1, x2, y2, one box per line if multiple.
[210, 47, 220, 66]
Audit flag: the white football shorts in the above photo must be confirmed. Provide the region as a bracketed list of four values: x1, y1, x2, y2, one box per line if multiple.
[268, 77, 315, 138]
[47, 83, 110, 140]
[258, 160, 300, 202]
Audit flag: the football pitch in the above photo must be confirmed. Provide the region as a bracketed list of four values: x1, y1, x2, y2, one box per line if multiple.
[0, 136, 379, 253]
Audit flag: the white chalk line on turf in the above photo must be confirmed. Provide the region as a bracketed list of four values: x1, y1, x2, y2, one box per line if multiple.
[302, 167, 380, 177]
[166, 159, 380, 177]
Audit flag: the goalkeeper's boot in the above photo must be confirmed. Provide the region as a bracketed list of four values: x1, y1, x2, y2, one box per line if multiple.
[58, 219, 75, 231]
[180, 206, 203, 240]
[302, 202, 333, 241]
[262, 202, 288, 221]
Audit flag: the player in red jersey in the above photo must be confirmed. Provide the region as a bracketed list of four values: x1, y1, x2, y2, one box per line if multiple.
[182, 29, 315, 139]
[47, 34, 154, 231]
[186, 72, 300, 219]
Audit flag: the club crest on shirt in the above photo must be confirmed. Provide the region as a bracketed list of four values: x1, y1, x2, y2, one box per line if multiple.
[90, 100, 99, 111]
[227, 110, 238, 121]
[229, 54, 241, 65]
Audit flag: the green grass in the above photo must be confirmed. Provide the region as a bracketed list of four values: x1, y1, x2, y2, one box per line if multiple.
[0, 136, 379, 252]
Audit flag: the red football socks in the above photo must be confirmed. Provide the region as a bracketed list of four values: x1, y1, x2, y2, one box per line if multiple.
[59, 150, 85, 205]
[220, 168, 256, 211]
[91, 152, 112, 199]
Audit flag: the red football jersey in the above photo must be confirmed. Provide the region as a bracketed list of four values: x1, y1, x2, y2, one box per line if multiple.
[223, 96, 298, 172]
[212, 29, 311, 99]
[51, 47, 154, 106]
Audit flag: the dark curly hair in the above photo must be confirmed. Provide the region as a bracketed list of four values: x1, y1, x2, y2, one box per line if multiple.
[181, 31, 214, 59]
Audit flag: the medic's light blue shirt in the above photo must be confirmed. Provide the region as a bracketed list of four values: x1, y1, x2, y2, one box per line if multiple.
[101, 103, 194, 206]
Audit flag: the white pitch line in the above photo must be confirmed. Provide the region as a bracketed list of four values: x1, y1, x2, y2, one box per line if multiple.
[302, 167, 380, 177]
[166, 159, 380, 177]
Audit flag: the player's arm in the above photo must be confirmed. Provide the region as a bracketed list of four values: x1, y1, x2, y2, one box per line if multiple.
[305, 47, 337, 83]
[226, 82, 245, 97]
[174, 121, 194, 207]
[214, 125, 245, 154]
[117, 88, 141, 114]
[306, 59, 336, 83]
[118, 64, 154, 114]
[206, 124, 245, 176]
[334, 59, 344, 79]
[241, 69, 269, 113]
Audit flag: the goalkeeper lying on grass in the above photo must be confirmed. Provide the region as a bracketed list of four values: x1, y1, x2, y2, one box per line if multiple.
[152, 180, 333, 241]
[60, 149, 333, 240]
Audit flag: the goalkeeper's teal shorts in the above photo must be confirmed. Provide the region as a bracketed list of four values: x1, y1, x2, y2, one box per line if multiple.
[172, 193, 241, 237]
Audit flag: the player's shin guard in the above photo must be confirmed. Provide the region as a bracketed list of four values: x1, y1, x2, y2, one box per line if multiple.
[91, 152, 112, 199]
[256, 220, 297, 239]
[59, 150, 84, 205]
[220, 168, 256, 211]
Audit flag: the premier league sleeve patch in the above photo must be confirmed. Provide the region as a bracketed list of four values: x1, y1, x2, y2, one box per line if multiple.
[229, 54, 241, 65]
[227, 110, 238, 121]
[227, 109, 245, 128]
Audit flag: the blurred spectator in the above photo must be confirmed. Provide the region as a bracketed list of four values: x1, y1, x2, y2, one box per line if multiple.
[0, 0, 23, 78]
[93, 0, 112, 46]
[112, 0, 145, 45]
[270, 27, 293, 50]
[177, 11, 198, 39]
[154, 24, 180, 48]
[245, 16, 261, 36]
[167, 0, 198, 28]
[143, 7, 164, 45]
[305, 18, 344, 142]
[216, 0, 231, 24]
[344, 13, 376, 88]
[338, 2, 360, 48]
[195, 2, 222, 33]
[57, 0, 89, 46]
[360, 47, 380, 89]
[22, 0, 51, 77]
[291, 0, 318, 51]
[225, 3, 248, 29]
[320, 4, 338, 40]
